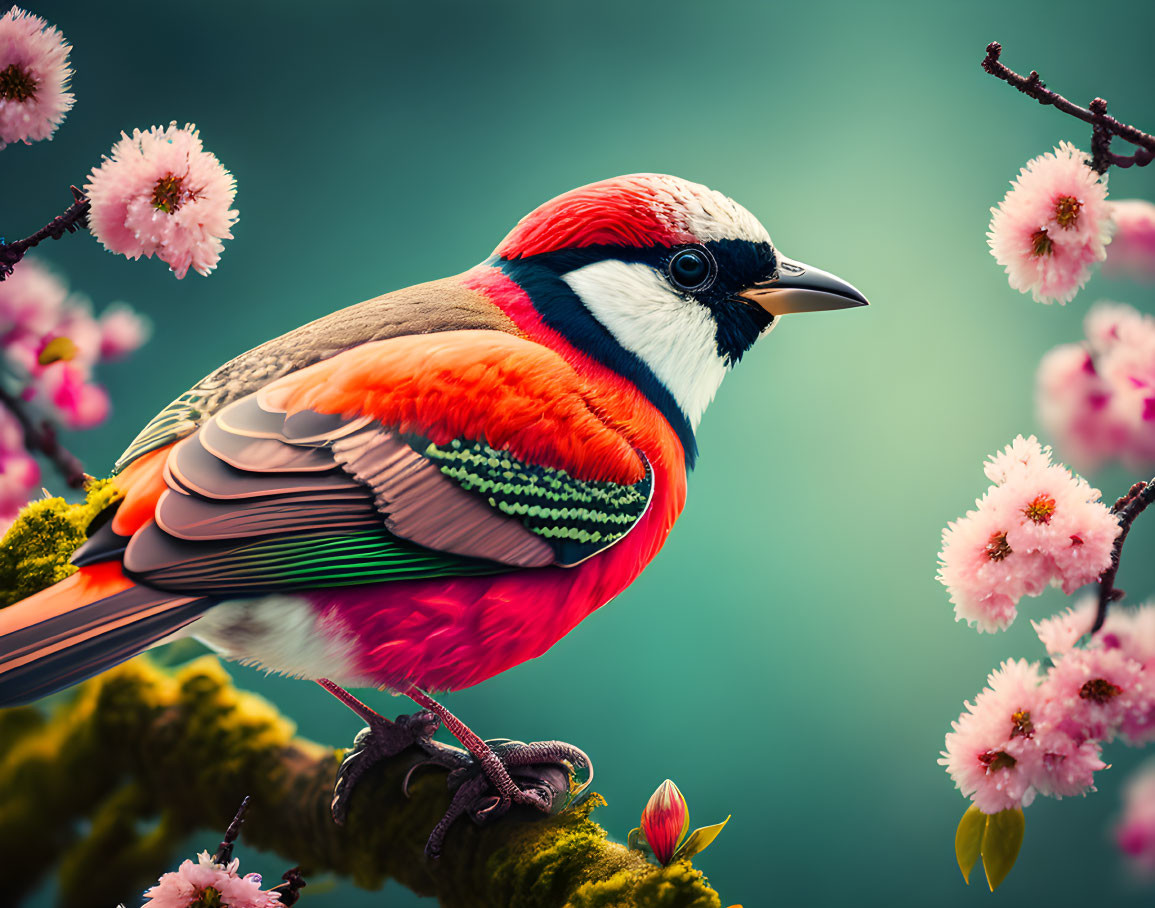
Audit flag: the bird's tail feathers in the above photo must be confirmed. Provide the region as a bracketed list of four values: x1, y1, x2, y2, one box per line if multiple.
[0, 563, 210, 707]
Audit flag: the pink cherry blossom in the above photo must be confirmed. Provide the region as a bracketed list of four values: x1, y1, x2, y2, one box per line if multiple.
[1104, 199, 1155, 282]
[1041, 647, 1148, 744]
[39, 361, 109, 428]
[0, 7, 74, 149]
[0, 257, 148, 522]
[85, 122, 238, 279]
[142, 851, 282, 908]
[1039, 302, 1155, 471]
[941, 660, 1046, 813]
[97, 303, 150, 359]
[1116, 761, 1155, 872]
[1033, 599, 1096, 657]
[938, 436, 1119, 632]
[0, 408, 39, 521]
[1030, 725, 1106, 799]
[988, 142, 1113, 304]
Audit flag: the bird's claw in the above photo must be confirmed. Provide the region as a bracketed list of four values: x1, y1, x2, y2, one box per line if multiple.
[412, 738, 594, 859]
[331, 709, 440, 825]
[330, 712, 592, 859]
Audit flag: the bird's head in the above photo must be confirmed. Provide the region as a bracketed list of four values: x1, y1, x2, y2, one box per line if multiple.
[489, 174, 867, 461]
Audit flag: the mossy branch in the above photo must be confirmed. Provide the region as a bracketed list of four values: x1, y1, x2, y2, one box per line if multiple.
[0, 494, 727, 908]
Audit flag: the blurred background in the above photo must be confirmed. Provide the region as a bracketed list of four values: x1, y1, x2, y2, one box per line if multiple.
[7, 0, 1155, 903]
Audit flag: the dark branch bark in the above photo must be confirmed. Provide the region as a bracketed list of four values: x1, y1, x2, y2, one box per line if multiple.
[982, 42, 1155, 174]
[0, 384, 88, 489]
[0, 186, 91, 281]
[1092, 479, 1155, 633]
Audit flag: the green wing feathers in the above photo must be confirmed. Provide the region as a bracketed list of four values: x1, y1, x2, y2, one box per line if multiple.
[418, 438, 652, 565]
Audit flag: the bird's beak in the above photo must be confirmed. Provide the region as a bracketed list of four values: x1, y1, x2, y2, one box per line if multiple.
[737, 256, 869, 316]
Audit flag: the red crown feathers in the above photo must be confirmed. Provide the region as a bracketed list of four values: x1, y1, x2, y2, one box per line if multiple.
[495, 175, 699, 260]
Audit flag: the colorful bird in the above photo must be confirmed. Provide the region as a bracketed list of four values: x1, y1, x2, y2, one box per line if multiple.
[0, 174, 866, 852]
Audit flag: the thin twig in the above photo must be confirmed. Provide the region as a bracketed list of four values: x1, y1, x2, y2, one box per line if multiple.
[274, 867, 307, 906]
[1092, 479, 1155, 633]
[982, 42, 1155, 174]
[211, 795, 252, 865]
[0, 385, 88, 489]
[0, 186, 91, 281]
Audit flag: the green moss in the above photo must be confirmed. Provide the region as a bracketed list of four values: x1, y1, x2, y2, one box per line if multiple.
[0, 484, 726, 906]
[0, 656, 727, 907]
[0, 479, 121, 607]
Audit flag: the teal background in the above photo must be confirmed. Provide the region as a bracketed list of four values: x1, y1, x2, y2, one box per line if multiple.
[8, 0, 1155, 904]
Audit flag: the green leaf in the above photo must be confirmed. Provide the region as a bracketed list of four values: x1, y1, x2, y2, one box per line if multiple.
[955, 804, 986, 885]
[627, 827, 642, 851]
[671, 815, 730, 863]
[981, 808, 1025, 892]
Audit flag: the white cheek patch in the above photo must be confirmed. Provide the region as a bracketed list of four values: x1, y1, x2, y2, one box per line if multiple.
[562, 259, 729, 430]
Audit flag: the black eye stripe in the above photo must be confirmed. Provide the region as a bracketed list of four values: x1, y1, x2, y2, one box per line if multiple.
[667, 246, 716, 292]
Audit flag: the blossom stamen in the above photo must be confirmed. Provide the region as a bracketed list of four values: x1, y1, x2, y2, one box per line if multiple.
[986, 531, 1013, 561]
[1010, 708, 1034, 738]
[978, 749, 1017, 772]
[151, 173, 187, 213]
[1024, 493, 1057, 524]
[1031, 228, 1054, 257]
[1079, 678, 1123, 703]
[188, 887, 223, 908]
[1054, 194, 1083, 229]
[0, 62, 37, 101]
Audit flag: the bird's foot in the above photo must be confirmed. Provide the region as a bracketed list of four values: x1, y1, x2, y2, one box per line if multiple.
[406, 737, 594, 859]
[330, 707, 441, 824]
[317, 679, 592, 858]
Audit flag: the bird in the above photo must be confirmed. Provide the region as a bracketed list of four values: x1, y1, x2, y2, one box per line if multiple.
[0, 173, 866, 853]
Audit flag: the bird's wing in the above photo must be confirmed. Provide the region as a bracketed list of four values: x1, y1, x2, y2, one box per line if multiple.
[106, 330, 653, 596]
[112, 278, 516, 473]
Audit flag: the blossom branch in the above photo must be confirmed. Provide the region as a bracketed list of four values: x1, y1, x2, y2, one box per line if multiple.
[0, 186, 90, 282]
[981, 42, 1155, 173]
[0, 384, 87, 489]
[1093, 478, 1155, 633]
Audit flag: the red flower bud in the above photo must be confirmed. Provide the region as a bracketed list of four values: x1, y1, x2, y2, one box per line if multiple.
[640, 779, 690, 865]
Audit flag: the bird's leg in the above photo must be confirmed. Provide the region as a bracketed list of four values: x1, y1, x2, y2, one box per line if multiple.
[402, 686, 594, 856]
[404, 686, 541, 809]
[317, 678, 448, 824]
[318, 678, 593, 858]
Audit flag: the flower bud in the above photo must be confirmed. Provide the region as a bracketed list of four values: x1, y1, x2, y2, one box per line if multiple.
[640, 779, 690, 866]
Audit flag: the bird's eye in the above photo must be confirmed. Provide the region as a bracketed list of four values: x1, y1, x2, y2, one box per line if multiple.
[668, 247, 715, 291]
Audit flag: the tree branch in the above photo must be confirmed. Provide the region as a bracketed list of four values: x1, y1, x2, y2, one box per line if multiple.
[0, 384, 88, 489]
[981, 42, 1155, 174]
[0, 491, 725, 908]
[1092, 478, 1155, 633]
[0, 186, 91, 281]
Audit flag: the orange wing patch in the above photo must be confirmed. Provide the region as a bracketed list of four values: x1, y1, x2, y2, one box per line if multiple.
[261, 331, 646, 485]
[111, 446, 171, 536]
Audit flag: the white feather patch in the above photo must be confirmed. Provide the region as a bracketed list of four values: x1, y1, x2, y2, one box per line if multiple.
[644, 174, 771, 245]
[563, 260, 728, 430]
[191, 595, 369, 684]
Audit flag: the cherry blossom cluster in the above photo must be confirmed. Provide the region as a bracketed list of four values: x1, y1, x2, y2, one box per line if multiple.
[0, 7, 238, 281]
[142, 851, 284, 908]
[942, 598, 1155, 814]
[1038, 302, 1155, 473]
[0, 257, 148, 522]
[937, 436, 1120, 632]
